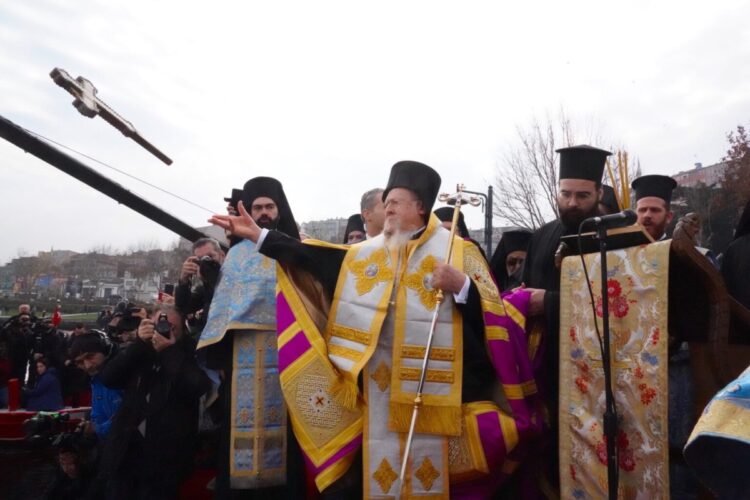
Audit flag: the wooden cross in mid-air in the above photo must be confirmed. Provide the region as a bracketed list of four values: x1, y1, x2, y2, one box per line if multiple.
[50, 67, 172, 165]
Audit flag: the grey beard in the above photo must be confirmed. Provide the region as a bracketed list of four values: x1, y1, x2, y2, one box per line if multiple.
[383, 218, 415, 251]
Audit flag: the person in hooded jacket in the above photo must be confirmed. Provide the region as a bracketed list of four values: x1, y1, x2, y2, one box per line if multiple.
[23, 357, 64, 411]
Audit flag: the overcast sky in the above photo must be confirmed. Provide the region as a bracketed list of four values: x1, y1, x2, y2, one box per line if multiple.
[2, 0, 749, 265]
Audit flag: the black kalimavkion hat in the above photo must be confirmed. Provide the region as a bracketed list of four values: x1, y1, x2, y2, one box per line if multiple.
[382, 161, 442, 219]
[631, 174, 677, 205]
[223, 188, 244, 207]
[433, 206, 469, 238]
[343, 214, 365, 243]
[557, 145, 612, 182]
[242, 176, 300, 239]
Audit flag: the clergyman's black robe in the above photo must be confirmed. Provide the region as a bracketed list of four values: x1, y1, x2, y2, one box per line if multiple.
[722, 234, 750, 312]
[522, 219, 566, 404]
[518, 218, 567, 493]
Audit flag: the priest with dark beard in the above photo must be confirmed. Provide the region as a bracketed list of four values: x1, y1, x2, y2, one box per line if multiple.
[199, 176, 305, 499]
[520, 144, 611, 494]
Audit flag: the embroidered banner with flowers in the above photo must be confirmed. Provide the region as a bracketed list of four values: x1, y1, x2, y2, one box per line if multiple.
[559, 240, 671, 499]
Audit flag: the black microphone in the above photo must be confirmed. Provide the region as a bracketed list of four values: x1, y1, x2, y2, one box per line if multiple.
[584, 209, 637, 229]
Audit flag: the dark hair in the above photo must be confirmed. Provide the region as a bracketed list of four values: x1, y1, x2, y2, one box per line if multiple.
[69, 333, 109, 359]
[191, 237, 221, 253]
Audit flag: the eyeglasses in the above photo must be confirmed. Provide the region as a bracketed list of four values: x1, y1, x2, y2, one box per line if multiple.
[383, 198, 418, 209]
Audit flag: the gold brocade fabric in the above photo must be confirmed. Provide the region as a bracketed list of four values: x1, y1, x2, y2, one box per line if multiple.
[559, 241, 671, 499]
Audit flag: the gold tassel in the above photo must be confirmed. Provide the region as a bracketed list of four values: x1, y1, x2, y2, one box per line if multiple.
[388, 402, 463, 436]
[331, 374, 359, 409]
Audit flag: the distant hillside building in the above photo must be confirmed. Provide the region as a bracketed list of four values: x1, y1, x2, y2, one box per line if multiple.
[178, 225, 229, 251]
[673, 161, 728, 188]
[300, 218, 347, 243]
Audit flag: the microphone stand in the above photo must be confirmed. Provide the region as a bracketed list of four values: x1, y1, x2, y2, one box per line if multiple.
[595, 222, 619, 500]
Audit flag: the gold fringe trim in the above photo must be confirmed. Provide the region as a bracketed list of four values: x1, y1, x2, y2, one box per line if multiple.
[330, 374, 359, 410]
[388, 402, 462, 436]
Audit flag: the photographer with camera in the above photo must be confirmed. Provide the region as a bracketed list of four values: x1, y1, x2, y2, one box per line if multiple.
[105, 303, 146, 347]
[69, 332, 122, 442]
[2, 312, 35, 383]
[175, 238, 225, 338]
[62, 324, 92, 407]
[97, 305, 211, 499]
[26, 318, 65, 387]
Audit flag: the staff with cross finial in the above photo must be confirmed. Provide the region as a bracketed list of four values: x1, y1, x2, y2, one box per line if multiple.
[398, 183, 481, 496]
[49, 67, 173, 165]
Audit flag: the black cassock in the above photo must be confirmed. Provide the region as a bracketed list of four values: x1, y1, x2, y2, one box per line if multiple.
[518, 218, 567, 493]
[722, 234, 750, 311]
[257, 229, 499, 495]
[522, 219, 567, 405]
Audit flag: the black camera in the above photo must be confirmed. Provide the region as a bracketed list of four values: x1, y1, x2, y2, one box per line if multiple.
[23, 411, 91, 451]
[155, 312, 171, 339]
[24, 411, 69, 446]
[117, 307, 144, 333]
[197, 255, 221, 286]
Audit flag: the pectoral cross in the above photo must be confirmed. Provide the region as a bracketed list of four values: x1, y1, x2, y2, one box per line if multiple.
[50, 67, 173, 165]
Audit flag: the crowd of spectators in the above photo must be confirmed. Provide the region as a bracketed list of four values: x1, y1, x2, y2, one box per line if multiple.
[0, 293, 214, 499]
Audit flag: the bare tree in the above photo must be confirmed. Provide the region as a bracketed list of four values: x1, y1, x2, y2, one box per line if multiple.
[493, 109, 616, 229]
[493, 114, 563, 229]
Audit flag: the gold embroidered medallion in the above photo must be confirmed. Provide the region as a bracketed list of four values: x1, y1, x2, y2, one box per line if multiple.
[349, 248, 394, 296]
[404, 255, 439, 309]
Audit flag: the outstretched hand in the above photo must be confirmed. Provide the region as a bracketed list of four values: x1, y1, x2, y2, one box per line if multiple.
[208, 201, 262, 243]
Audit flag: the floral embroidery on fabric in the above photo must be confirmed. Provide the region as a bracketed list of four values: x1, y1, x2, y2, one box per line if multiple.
[638, 383, 657, 405]
[349, 248, 393, 296]
[593, 277, 637, 319]
[560, 242, 670, 499]
[594, 430, 637, 472]
[650, 327, 660, 346]
[569, 326, 577, 343]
